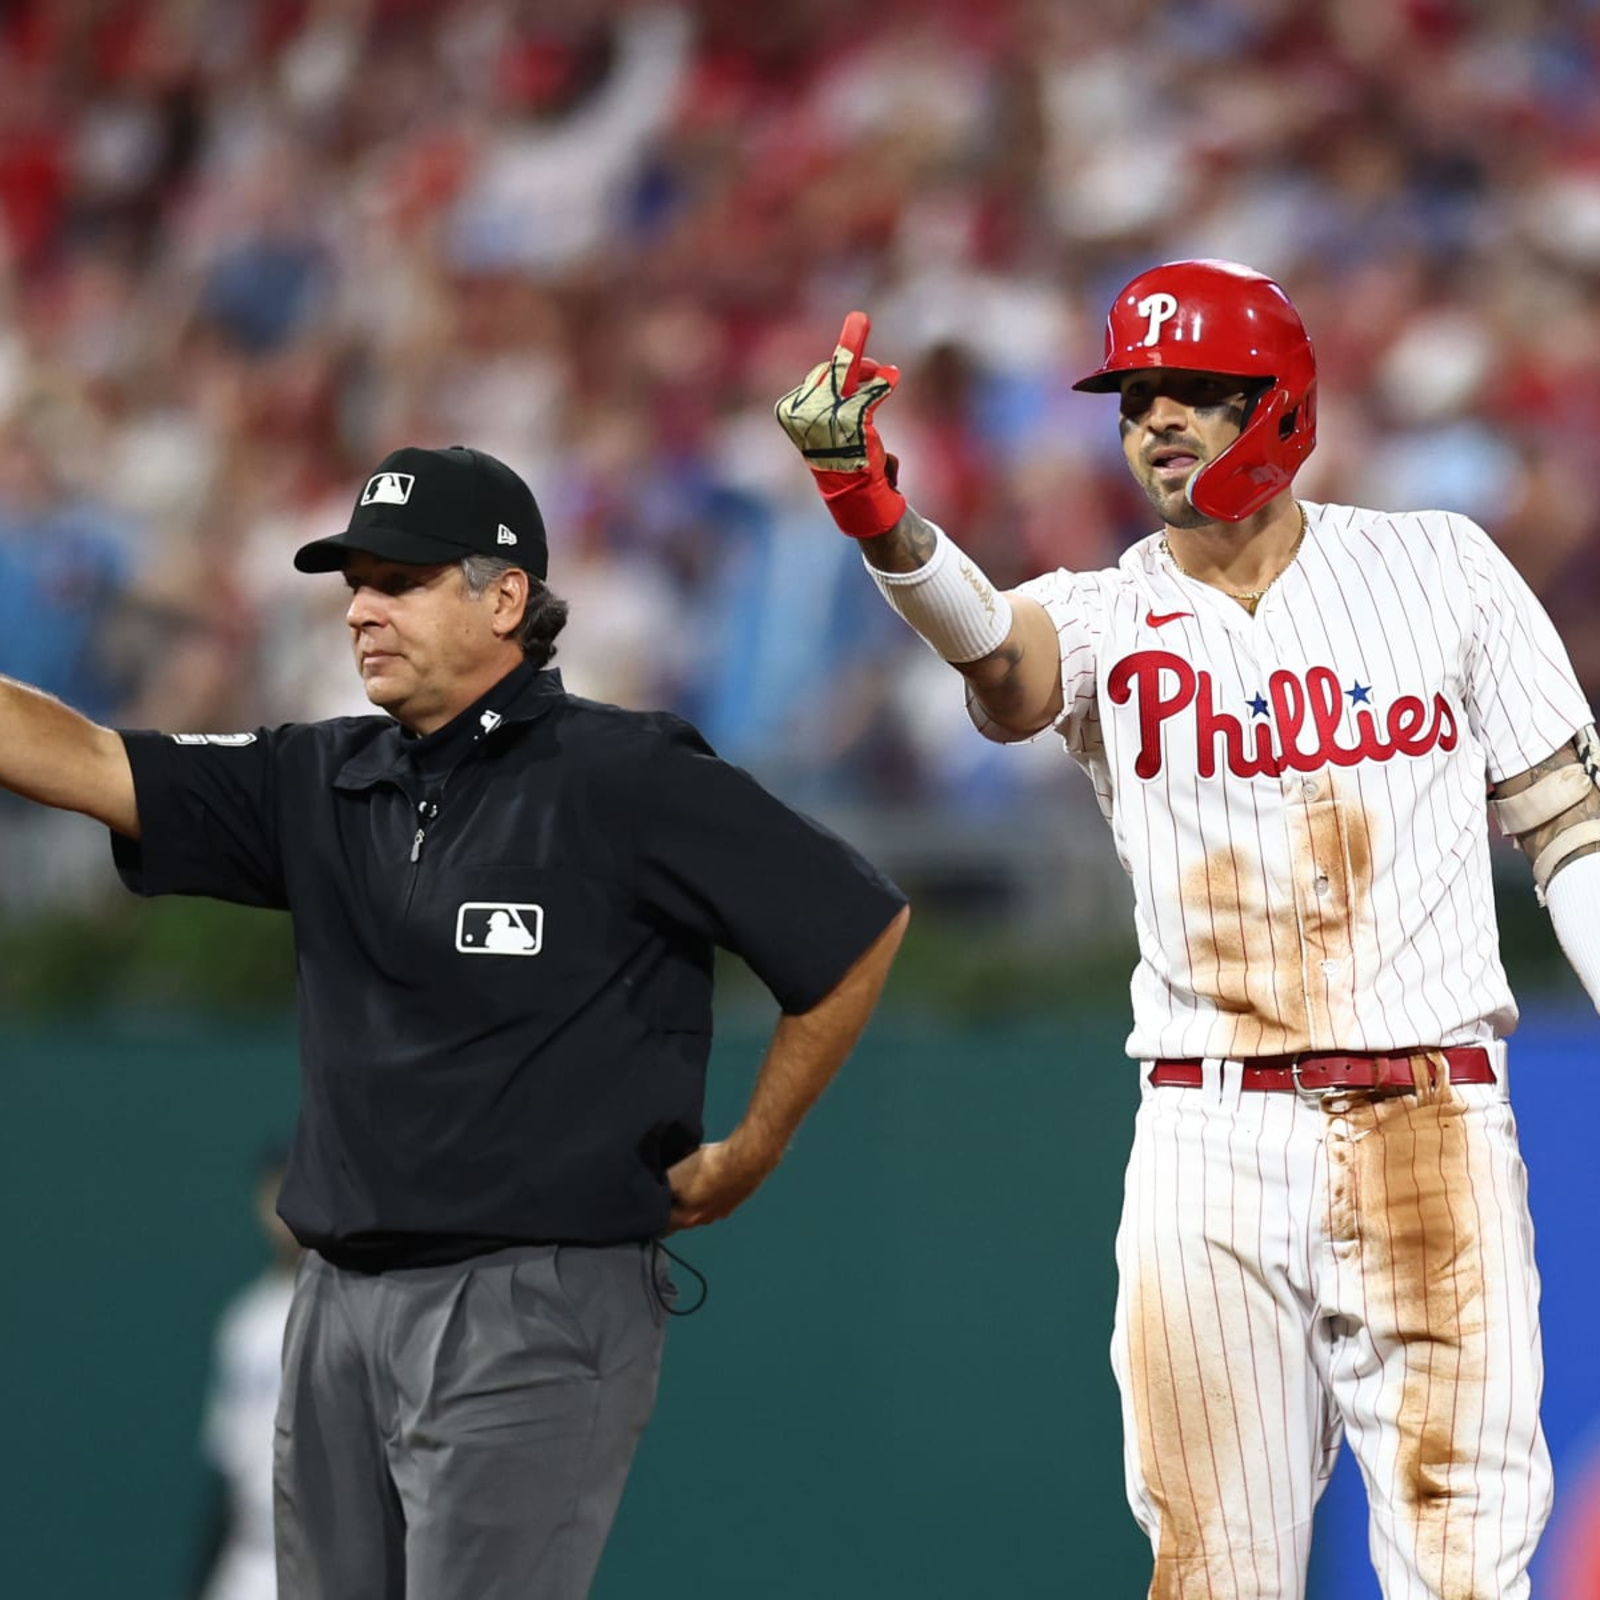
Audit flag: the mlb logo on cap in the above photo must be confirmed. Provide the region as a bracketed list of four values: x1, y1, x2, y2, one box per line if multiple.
[294, 445, 549, 576]
[361, 472, 415, 506]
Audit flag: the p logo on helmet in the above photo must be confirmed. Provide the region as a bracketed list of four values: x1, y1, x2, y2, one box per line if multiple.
[1137, 292, 1179, 347]
[1076, 258, 1318, 522]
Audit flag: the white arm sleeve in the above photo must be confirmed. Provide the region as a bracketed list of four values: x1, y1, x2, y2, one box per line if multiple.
[865, 523, 1013, 664]
[1544, 851, 1600, 1014]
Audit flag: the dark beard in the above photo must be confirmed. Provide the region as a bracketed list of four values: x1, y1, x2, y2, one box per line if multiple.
[1139, 473, 1213, 530]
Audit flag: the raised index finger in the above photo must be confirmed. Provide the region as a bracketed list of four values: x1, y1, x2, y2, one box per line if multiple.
[835, 310, 871, 397]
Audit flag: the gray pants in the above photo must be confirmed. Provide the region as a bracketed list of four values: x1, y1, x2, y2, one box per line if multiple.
[274, 1243, 669, 1600]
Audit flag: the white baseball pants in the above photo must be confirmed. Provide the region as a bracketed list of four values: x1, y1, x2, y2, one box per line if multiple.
[1110, 1050, 1552, 1599]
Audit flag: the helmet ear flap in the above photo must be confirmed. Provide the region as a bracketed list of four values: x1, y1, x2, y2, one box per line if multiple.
[1187, 382, 1296, 521]
[1237, 376, 1273, 432]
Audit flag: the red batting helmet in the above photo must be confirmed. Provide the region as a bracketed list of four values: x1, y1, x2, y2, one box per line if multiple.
[1073, 259, 1317, 522]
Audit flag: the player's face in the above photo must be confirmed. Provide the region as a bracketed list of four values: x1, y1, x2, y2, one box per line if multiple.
[342, 553, 512, 734]
[1118, 370, 1253, 528]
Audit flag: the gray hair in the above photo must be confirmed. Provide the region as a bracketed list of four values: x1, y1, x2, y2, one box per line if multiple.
[459, 555, 569, 668]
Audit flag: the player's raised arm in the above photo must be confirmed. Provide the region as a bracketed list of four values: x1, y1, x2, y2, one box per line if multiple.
[774, 312, 1064, 739]
[0, 674, 139, 838]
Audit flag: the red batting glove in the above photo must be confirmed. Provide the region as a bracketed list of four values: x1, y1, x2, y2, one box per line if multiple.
[774, 311, 907, 539]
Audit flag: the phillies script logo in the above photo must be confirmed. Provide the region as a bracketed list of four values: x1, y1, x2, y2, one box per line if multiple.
[1108, 651, 1459, 780]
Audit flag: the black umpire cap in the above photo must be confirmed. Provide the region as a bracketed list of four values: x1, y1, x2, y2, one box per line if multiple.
[293, 445, 548, 578]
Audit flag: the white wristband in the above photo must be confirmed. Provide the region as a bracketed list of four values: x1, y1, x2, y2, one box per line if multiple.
[865, 523, 1013, 664]
[1545, 850, 1600, 1014]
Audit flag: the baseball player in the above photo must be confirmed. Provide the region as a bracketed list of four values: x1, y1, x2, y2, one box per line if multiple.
[775, 262, 1600, 1599]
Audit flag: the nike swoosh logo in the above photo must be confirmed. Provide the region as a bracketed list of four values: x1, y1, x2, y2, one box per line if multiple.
[1145, 610, 1194, 628]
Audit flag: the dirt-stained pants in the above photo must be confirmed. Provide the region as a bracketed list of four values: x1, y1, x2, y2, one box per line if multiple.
[1112, 1047, 1550, 1600]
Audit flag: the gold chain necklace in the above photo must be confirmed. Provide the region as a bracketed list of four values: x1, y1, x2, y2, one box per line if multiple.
[1162, 502, 1308, 616]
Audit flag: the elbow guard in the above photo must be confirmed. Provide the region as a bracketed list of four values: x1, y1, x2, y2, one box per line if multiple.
[1492, 725, 1600, 899]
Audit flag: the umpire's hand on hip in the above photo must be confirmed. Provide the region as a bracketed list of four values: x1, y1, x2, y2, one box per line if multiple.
[665, 1134, 777, 1232]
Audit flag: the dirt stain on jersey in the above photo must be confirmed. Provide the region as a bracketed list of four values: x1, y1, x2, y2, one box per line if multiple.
[1182, 779, 1375, 1055]
[1334, 1060, 1488, 1595]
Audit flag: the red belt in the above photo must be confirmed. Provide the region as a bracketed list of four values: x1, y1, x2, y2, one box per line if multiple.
[1148, 1046, 1495, 1095]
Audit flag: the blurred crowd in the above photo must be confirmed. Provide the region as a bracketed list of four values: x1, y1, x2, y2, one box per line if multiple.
[2, 0, 1599, 833]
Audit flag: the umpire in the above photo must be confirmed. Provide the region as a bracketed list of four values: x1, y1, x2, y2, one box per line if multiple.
[0, 444, 909, 1600]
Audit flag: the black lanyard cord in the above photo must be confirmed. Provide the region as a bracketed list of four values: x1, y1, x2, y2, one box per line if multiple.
[649, 1237, 709, 1317]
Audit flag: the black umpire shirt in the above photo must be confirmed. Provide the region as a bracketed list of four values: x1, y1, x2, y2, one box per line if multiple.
[112, 661, 905, 1271]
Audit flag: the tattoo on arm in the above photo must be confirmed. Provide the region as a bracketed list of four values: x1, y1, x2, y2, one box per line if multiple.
[957, 635, 1025, 693]
[957, 606, 1057, 735]
[860, 507, 939, 574]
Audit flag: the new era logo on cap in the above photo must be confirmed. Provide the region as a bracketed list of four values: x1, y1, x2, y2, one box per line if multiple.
[361, 472, 415, 506]
[497, 524, 517, 546]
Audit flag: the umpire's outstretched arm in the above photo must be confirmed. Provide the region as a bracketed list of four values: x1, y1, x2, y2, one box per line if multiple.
[0, 674, 139, 838]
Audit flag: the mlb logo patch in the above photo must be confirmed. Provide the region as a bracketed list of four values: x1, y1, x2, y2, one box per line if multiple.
[361, 471, 415, 506]
[456, 902, 543, 956]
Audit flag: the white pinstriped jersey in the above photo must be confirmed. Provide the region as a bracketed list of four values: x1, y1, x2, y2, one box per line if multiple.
[974, 501, 1593, 1062]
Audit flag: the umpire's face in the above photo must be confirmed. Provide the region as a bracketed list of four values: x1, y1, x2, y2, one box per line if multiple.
[343, 552, 529, 735]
